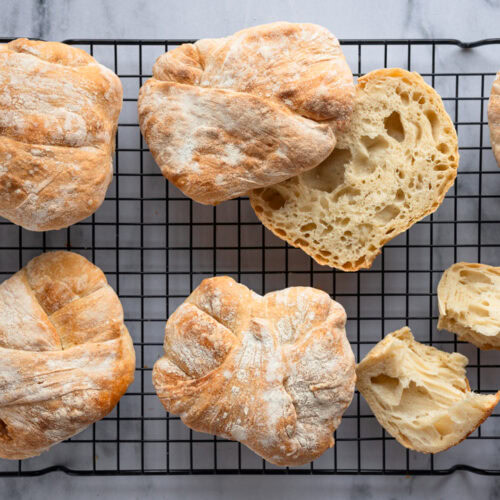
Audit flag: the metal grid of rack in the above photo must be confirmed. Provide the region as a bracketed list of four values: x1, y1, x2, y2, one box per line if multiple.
[0, 38, 499, 476]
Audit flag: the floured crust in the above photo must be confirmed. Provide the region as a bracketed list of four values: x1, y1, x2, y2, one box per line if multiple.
[0, 251, 135, 459]
[438, 262, 500, 350]
[0, 39, 123, 231]
[152, 276, 356, 466]
[138, 22, 354, 204]
[356, 327, 499, 454]
[250, 68, 459, 271]
[488, 71, 500, 168]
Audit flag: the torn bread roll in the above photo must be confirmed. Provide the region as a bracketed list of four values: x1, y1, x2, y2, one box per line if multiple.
[438, 262, 500, 350]
[356, 327, 499, 454]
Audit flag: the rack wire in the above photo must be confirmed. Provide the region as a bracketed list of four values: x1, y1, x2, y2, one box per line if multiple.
[0, 38, 499, 476]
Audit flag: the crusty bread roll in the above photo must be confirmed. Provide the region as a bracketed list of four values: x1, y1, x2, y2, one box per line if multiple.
[0, 39, 122, 231]
[438, 262, 500, 350]
[0, 251, 135, 459]
[356, 327, 499, 454]
[153, 276, 355, 466]
[488, 71, 500, 167]
[138, 22, 355, 205]
[251, 68, 459, 271]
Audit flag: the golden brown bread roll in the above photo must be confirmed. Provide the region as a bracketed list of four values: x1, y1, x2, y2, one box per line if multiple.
[153, 276, 356, 466]
[138, 22, 355, 205]
[0, 39, 122, 231]
[0, 251, 135, 459]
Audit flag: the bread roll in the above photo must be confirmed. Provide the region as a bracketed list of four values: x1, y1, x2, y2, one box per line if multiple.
[153, 276, 355, 466]
[488, 71, 500, 167]
[138, 22, 355, 205]
[0, 39, 122, 231]
[0, 251, 135, 459]
[251, 68, 459, 271]
[438, 262, 500, 350]
[356, 327, 499, 454]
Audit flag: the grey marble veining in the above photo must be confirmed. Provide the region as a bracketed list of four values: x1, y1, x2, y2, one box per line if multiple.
[1, 0, 500, 498]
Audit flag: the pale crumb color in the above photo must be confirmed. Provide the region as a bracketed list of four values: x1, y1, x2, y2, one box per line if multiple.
[138, 22, 355, 204]
[251, 68, 459, 271]
[438, 262, 500, 349]
[356, 327, 499, 454]
[488, 71, 500, 168]
[0, 251, 135, 459]
[153, 276, 356, 466]
[0, 39, 122, 231]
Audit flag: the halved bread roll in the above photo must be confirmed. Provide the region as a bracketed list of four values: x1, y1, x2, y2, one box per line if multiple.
[356, 327, 499, 454]
[438, 262, 500, 350]
[251, 68, 458, 271]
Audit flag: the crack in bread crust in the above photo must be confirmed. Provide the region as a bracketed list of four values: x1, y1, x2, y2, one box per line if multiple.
[0, 38, 122, 231]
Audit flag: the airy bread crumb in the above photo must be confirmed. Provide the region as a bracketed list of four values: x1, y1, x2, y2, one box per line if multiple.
[356, 326, 499, 454]
[438, 262, 500, 350]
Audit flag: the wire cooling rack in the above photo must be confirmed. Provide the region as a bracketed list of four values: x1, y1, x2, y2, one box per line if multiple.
[0, 38, 499, 476]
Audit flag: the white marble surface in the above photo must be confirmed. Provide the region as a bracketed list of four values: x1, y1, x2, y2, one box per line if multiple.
[1, 0, 500, 498]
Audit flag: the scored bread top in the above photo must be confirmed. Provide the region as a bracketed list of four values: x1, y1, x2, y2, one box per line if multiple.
[488, 71, 500, 167]
[0, 251, 135, 459]
[356, 327, 500, 454]
[250, 68, 459, 271]
[153, 276, 356, 466]
[138, 22, 355, 205]
[438, 262, 500, 350]
[0, 39, 122, 231]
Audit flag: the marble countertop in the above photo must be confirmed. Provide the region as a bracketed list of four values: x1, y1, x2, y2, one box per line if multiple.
[2, 0, 500, 498]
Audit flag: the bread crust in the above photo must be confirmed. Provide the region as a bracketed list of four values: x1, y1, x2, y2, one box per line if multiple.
[488, 71, 500, 168]
[0, 39, 123, 231]
[0, 251, 135, 459]
[138, 22, 354, 205]
[250, 68, 459, 271]
[356, 327, 500, 454]
[438, 262, 500, 350]
[153, 276, 356, 466]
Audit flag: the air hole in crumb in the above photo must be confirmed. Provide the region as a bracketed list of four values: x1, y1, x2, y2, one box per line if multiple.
[425, 110, 440, 142]
[261, 189, 286, 210]
[384, 111, 405, 142]
[434, 163, 448, 172]
[437, 143, 449, 154]
[301, 149, 351, 193]
[294, 238, 309, 247]
[360, 135, 389, 154]
[333, 187, 361, 203]
[275, 228, 287, 237]
[375, 204, 400, 224]
[395, 189, 405, 202]
[300, 223, 316, 232]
